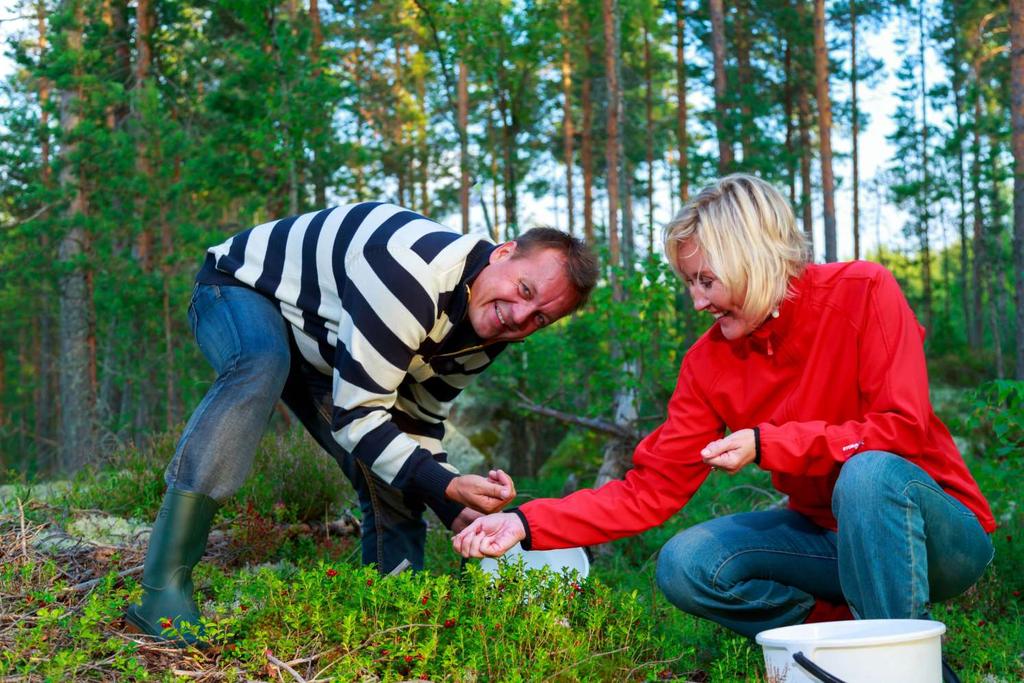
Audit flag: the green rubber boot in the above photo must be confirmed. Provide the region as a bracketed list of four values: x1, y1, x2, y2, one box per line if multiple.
[125, 488, 219, 647]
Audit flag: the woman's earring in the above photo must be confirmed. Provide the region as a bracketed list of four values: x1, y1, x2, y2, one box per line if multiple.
[771, 308, 780, 319]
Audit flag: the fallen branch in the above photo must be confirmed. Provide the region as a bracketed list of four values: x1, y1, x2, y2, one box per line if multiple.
[266, 651, 306, 683]
[66, 564, 143, 592]
[623, 651, 695, 681]
[17, 498, 27, 559]
[542, 646, 630, 682]
[515, 392, 641, 442]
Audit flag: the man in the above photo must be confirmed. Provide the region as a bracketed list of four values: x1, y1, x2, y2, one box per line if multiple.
[125, 202, 598, 643]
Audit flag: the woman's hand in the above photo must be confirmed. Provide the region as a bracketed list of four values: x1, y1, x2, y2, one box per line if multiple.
[701, 428, 757, 473]
[452, 512, 525, 558]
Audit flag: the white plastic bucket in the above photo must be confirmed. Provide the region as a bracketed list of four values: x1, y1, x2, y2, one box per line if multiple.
[755, 619, 945, 683]
[478, 543, 590, 579]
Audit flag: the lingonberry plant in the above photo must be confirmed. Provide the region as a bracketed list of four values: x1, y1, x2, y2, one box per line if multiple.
[1, 383, 1021, 680]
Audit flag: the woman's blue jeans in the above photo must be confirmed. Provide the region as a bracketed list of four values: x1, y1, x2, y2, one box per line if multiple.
[655, 451, 993, 638]
[165, 283, 428, 574]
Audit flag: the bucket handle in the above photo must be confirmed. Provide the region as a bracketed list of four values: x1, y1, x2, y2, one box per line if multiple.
[792, 651, 848, 683]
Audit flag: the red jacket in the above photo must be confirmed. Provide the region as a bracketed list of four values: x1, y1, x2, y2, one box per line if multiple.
[520, 261, 995, 549]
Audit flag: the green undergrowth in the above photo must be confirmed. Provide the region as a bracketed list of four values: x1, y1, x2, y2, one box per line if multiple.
[1, 383, 1022, 680]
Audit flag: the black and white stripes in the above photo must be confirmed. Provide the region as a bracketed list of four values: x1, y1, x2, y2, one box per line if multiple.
[204, 203, 502, 500]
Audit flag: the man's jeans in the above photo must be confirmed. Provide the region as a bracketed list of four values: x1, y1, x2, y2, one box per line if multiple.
[165, 283, 429, 573]
[655, 451, 993, 638]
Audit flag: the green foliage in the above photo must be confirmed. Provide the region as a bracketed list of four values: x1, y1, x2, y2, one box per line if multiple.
[2, 387, 1023, 681]
[965, 380, 1024, 459]
[235, 428, 351, 523]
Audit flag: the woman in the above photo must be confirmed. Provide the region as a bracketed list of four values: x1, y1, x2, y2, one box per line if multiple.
[453, 174, 995, 638]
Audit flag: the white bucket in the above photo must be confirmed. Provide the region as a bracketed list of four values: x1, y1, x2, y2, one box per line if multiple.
[755, 619, 945, 683]
[478, 543, 590, 579]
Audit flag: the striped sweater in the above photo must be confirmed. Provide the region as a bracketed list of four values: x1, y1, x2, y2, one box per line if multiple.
[197, 202, 505, 504]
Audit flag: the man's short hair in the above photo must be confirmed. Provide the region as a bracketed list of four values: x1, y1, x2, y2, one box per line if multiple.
[512, 228, 599, 311]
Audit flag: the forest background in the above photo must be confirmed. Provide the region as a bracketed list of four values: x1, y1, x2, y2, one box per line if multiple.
[1, 0, 1022, 481]
[0, 0, 1022, 680]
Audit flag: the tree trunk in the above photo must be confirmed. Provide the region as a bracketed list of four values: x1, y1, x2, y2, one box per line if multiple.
[918, 0, 931, 332]
[971, 63, 985, 348]
[560, 0, 575, 237]
[135, 0, 153, 272]
[850, 0, 860, 260]
[708, 0, 732, 173]
[581, 12, 595, 244]
[500, 101, 518, 235]
[35, 0, 56, 467]
[487, 114, 502, 239]
[951, 31, 973, 345]
[784, 37, 796, 206]
[989, 119, 1007, 378]
[459, 61, 470, 234]
[735, 0, 754, 165]
[675, 0, 689, 202]
[812, 0, 837, 262]
[57, 1, 96, 472]
[310, 0, 327, 208]
[595, 0, 636, 518]
[603, 0, 620, 267]
[644, 22, 654, 245]
[1010, 0, 1024, 378]
[798, 82, 814, 252]
[615, 5, 632, 267]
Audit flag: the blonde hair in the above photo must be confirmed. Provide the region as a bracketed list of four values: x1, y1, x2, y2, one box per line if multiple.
[663, 174, 809, 324]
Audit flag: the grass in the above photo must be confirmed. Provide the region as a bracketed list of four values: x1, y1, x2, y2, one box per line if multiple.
[0, 393, 1021, 681]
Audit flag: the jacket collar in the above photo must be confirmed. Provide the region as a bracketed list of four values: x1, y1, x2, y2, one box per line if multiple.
[735, 268, 808, 357]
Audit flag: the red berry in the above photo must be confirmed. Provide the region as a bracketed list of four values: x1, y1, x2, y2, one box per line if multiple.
[326, 568, 338, 578]
[977, 619, 987, 626]
[421, 596, 429, 605]
[444, 618, 456, 628]
[160, 618, 173, 629]
[366, 579, 374, 586]
[1013, 591, 1021, 597]
[381, 648, 389, 655]
[404, 655, 414, 663]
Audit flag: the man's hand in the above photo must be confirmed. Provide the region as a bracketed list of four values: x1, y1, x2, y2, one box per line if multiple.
[452, 512, 525, 558]
[444, 469, 516, 514]
[700, 428, 756, 474]
[450, 507, 482, 534]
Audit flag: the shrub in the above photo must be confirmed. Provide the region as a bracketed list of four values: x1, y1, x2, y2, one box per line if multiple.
[965, 380, 1024, 459]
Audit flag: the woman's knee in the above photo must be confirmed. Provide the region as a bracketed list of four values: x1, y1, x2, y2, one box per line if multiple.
[656, 526, 721, 613]
[832, 450, 907, 515]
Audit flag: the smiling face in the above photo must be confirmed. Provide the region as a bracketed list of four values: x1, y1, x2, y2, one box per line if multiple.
[468, 243, 580, 342]
[674, 238, 762, 340]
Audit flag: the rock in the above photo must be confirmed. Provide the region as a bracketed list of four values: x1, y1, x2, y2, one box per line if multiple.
[32, 512, 150, 554]
[0, 481, 72, 514]
[443, 422, 486, 474]
[67, 512, 150, 547]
